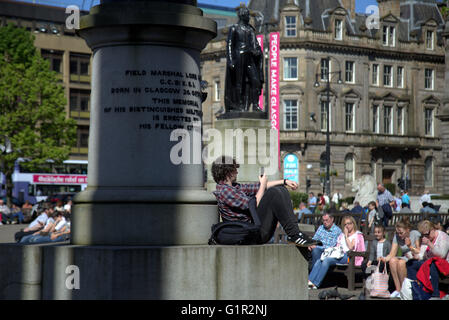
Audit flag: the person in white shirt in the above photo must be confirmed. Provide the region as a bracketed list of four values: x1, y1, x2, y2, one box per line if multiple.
[63, 199, 72, 214]
[14, 207, 52, 242]
[19, 209, 56, 243]
[420, 190, 431, 205]
[20, 211, 68, 244]
[332, 192, 342, 207]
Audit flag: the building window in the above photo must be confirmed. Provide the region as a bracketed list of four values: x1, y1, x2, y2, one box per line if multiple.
[41, 49, 63, 74]
[397, 107, 404, 135]
[425, 108, 434, 136]
[345, 154, 354, 184]
[334, 19, 343, 40]
[384, 106, 392, 134]
[75, 125, 89, 151]
[345, 103, 355, 132]
[70, 53, 90, 83]
[373, 104, 379, 134]
[283, 57, 298, 80]
[320, 100, 331, 132]
[283, 99, 298, 130]
[424, 157, 433, 187]
[383, 25, 395, 47]
[383, 65, 392, 87]
[397, 66, 404, 88]
[345, 61, 355, 83]
[70, 89, 91, 119]
[320, 58, 330, 81]
[372, 64, 379, 86]
[214, 80, 220, 101]
[425, 68, 434, 90]
[285, 16, 297, 37]
[426, 30, 434, 50]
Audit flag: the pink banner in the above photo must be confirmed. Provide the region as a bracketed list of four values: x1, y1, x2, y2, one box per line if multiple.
[256, 34, 264, 111]
[33, 174, 87, 184]
[269, 32, 280, 169]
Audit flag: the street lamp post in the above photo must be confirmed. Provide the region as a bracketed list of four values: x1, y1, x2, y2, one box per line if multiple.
[314, 57, 342, 197]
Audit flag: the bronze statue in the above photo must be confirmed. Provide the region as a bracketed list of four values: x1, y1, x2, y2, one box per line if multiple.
[224, 7, 264, 113]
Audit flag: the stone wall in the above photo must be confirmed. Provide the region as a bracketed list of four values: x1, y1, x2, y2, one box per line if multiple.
[0, 243, 309, 300]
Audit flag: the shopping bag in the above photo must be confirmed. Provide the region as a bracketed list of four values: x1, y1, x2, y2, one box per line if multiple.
[369, 262, 390, 298]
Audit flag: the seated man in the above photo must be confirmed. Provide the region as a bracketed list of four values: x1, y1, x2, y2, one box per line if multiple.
[25, 211, 68, 244]
[211, 156, 318, 246]
[7, 204, 25, 224]
[420, 202, 436, 214]
[350, 201, 363, 214]
[298, 202, 312, 222]
[308, 212, 342, 268]
[14, 207, 52, 242]
[0, 199, 10, 225]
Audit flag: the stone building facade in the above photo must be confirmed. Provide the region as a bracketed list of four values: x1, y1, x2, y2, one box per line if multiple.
[201, 0, 448, 196]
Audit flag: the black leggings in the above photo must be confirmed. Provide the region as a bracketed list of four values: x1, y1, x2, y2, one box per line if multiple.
[255, 185, 299, 243]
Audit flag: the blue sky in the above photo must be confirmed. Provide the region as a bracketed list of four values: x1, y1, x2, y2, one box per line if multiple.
[14, 0, 382, 13]
[199, 0, 379, 13]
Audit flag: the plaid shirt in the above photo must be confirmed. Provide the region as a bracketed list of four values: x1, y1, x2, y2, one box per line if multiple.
[377, 189, 394, 206]
[212, 183, 260, 222]
[312, 223, 342, 248]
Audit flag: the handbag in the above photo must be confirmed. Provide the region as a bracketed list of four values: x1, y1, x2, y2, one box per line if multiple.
[369, 262, 390, 298]
[320, 246, 344, 261]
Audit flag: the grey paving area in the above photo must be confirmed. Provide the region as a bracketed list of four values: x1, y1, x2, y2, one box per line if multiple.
[306, 272, 370, 300]
[0, 225, 23, 244]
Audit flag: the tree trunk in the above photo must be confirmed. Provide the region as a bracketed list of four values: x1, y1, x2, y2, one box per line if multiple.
[5, 170, 13, 208]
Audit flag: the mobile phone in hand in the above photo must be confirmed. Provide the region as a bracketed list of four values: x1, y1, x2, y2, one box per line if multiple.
[259, 167, 264, 177]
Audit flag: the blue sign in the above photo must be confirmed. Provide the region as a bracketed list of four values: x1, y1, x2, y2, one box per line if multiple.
[283, 154, 299, 183]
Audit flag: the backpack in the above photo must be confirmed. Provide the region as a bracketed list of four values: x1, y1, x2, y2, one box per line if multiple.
[209, 197, 261, 245]
[208, 221, 261, 245]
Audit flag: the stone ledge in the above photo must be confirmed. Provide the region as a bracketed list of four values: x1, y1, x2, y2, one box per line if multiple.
[0, 243, 308, 300]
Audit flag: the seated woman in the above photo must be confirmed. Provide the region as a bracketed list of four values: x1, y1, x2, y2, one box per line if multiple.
[406, 220, 449, 298]
[308, 215, 365, 289]
[383, 218, 421, 298]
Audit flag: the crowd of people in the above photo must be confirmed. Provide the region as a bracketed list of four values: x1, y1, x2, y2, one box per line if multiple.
[0, 198, 72, 244]
[301, 184, 449, 299]
[299, 186, 449, 231]
[306, 210, 449, 299]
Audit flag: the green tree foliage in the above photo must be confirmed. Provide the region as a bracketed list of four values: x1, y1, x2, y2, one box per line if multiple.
[0, 24, 77, 205]
[289, 191, 308, 209]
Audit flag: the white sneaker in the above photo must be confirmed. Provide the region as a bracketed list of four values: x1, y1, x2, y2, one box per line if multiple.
[390, 291, 401, 299]
[308, 280, 317, 289]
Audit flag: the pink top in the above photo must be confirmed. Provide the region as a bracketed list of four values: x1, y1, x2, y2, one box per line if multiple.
[336, 231, 366, 266]
[424, 230, 449, 262]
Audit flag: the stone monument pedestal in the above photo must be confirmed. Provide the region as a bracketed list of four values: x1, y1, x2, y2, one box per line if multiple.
[72, 0, 219, 245]
[0, 243, 309, 300]
[206, 117, 279, 191]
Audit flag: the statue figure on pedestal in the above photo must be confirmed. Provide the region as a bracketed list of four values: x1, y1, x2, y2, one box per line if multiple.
[351, 175, 377, 208]
[224, 6, 264, 113]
